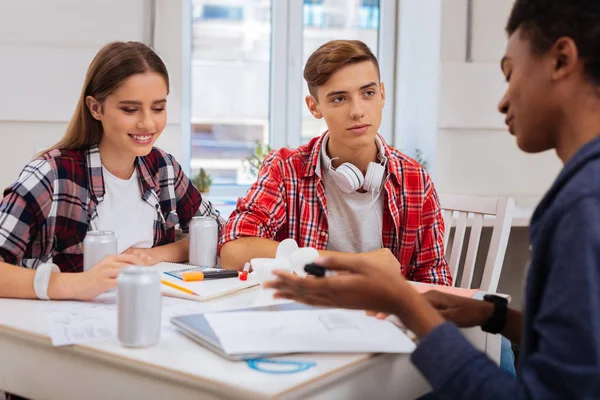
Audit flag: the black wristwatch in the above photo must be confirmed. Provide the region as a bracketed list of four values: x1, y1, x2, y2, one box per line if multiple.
[481, 294, 508, 334]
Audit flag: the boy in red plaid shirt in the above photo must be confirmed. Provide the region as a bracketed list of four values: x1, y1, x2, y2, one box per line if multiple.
[220, 40, 451, 286]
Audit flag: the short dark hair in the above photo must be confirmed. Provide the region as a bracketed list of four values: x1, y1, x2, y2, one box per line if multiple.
[303, 40, 380, 98]
[506, 0, 600, 86]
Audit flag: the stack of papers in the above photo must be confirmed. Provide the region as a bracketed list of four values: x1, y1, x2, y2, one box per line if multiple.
[204, 309, 416, 355]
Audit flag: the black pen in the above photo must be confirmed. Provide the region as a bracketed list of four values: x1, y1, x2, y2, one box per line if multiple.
[304, 263, 335, 278]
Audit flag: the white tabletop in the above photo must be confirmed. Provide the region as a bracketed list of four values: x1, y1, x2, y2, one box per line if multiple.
[0, 283, 498, 399]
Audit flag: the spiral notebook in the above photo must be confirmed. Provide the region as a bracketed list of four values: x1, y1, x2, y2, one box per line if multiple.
[156, 262, 259, 302]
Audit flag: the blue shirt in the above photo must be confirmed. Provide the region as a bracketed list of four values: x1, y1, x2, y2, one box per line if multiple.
[411, 136, 600, 399]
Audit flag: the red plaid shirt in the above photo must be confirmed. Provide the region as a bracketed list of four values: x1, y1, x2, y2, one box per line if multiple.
[0, 146, 220, 273]
[221, 134, 451, 285]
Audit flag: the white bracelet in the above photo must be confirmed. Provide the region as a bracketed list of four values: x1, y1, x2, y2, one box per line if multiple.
[33, 263, 60, 300]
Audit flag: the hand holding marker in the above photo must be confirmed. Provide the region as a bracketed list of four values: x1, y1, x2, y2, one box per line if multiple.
[304, 263, 336, 277]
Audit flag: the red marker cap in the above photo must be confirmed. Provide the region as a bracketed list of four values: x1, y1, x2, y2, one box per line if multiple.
[239, 271, 248, 281]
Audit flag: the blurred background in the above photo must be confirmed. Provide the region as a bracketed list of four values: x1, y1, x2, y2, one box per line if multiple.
[0, 0, 561, 194]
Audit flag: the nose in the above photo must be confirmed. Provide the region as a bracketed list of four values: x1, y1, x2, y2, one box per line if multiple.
[349, 99, 366, 120]
[498, 91, 509, 115]
[136, 110, 156, 132]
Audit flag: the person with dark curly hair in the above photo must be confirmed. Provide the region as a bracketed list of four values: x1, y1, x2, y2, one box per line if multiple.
[266, 1, 600, 398]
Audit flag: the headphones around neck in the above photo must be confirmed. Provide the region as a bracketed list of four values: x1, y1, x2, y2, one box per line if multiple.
[329, 160, 386, 194]
[321, 136, 388, 194]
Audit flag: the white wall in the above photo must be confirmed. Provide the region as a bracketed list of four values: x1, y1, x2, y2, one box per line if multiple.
[0, 0, 183, 191]
[436, 0, 562, 201]
[394, 0, 442, 175]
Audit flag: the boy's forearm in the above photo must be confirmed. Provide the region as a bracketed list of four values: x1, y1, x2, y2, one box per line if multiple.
[219, 237, 347, 270]
[220, 237, 280, 270]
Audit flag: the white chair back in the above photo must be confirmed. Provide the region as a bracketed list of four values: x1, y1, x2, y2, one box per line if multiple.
[440, 195, 514, 292]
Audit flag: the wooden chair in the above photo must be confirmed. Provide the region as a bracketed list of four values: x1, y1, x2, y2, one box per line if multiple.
[439, 194, 515, 292]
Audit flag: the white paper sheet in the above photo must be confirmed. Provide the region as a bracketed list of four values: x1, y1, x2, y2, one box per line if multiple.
[43, 293, 116, 346]
[44, 292, 211, 346]
[48, 319, 116, 346]
[204, 309, 416, 355]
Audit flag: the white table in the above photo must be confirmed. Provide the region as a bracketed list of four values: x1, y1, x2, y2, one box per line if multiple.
[0, 286, 500, 400]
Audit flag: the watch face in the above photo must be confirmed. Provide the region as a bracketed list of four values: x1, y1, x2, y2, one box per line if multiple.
[484, 294, 508, 304]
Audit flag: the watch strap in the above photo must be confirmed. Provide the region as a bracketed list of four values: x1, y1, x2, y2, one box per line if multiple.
[33, 263, 60, 300]
[481, 294, 508, 334]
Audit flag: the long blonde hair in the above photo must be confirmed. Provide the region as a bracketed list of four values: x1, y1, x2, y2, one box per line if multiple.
[42, 41, 169, 155]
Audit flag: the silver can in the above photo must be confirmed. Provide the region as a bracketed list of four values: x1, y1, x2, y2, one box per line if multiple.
[189, 216, 218, 267]
[83, 230, 118, 271]
[117, 266, 161, 348]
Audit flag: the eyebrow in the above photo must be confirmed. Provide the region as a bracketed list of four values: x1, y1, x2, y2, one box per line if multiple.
[325, 82, 378, 98]
[118, 99, 167, 105]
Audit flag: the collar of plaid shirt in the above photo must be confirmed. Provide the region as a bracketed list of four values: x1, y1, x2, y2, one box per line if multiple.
[305, 132, 402, 184]
[85, 146, 167, 231]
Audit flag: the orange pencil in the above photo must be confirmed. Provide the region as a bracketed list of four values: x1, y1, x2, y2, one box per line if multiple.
[161, 279, 199, 296]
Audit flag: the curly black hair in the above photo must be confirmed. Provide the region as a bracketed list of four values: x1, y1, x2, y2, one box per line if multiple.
[507, 0, 600, 86]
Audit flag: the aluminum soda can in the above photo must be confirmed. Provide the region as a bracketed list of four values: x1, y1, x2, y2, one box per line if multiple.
[189, 216, 218, 267]
[83, 230, 118, 271]
[117, 266, 161, 348]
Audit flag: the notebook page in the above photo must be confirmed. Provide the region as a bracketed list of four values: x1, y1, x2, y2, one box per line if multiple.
[155, 262, 259, 302]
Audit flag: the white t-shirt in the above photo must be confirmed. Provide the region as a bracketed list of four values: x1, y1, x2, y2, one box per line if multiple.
[319, 137, 385, 253]
[95, 167, 155, 253]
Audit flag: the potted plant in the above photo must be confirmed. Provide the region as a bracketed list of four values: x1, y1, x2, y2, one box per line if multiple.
[244, 140, 272, 179]
[192, 167, 212, 194]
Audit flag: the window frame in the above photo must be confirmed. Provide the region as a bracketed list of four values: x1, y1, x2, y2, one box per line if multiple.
[168, 0, 436, 193]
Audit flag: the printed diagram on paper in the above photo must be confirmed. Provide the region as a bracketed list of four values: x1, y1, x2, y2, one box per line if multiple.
[42, 293, 209, 346]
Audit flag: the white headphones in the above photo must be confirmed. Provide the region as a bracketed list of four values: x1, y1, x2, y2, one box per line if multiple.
[321, 135, 388, 194]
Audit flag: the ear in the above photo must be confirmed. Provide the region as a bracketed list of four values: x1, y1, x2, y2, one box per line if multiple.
[85, 96, 103, 120]
[550, 37, 579, 81]
[380, 82, 386, 107]
[305, 95, 323, 119]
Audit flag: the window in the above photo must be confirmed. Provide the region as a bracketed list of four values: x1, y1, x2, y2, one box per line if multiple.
[195, 4, 244, 21]
[189, 0, 388, 192]
[190, 0, 271, 186]
[303, 0, 379, 29]
[300, 0, 380, 143]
